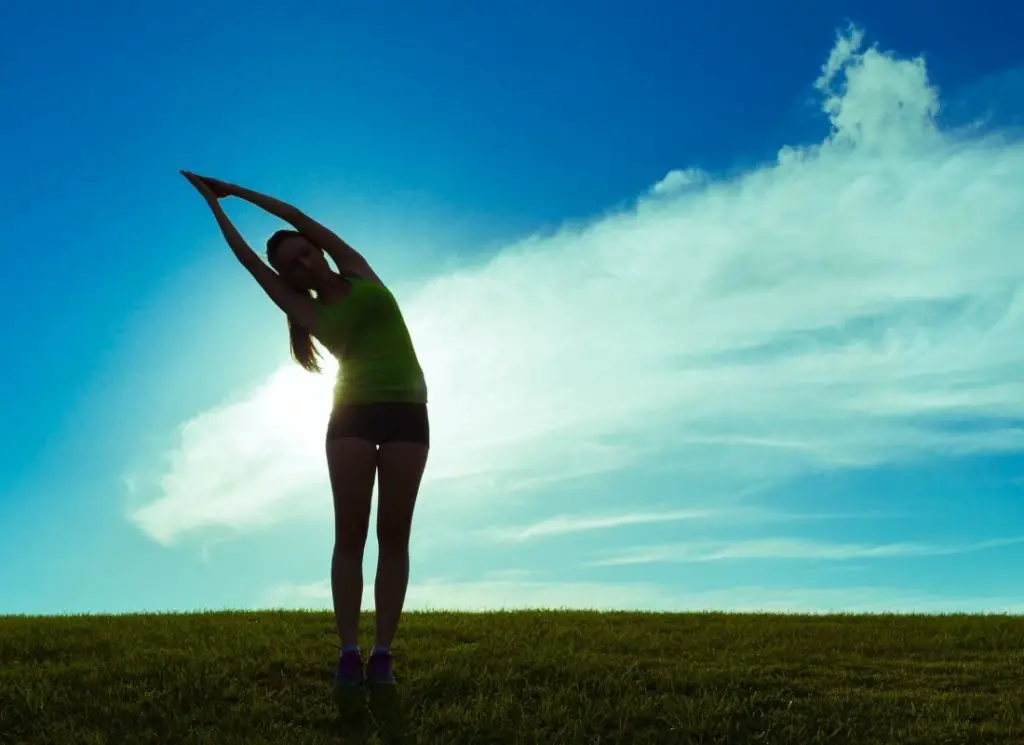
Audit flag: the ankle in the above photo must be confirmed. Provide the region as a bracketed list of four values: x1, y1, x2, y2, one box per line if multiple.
[341, 643, 361, 655]
[371, 643, 390, 657]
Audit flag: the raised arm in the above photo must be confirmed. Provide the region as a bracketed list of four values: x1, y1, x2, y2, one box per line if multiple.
[198, 175, 382, 284]
[181, 171, 320, 331]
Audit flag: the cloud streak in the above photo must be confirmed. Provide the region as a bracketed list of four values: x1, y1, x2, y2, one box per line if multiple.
[590, 536, 1024, 566]
[482, 509, 718, 543]
[480, 506, 893, 543]
[129, 25, 1024, 545]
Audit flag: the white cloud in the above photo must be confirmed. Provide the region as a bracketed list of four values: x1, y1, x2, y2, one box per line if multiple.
[259, 577, 1024, 614]
[128, 364, 335, 544]
[649, 168, 707, 196]
[129, 25, 1024, 545]
[482, 508, 719, 543]
[813, 23, 941, 153]
[479, 506, 891, 543]
[591, 536, 1024, 566]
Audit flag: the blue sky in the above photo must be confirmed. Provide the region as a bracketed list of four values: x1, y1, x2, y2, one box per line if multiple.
[2, 0, 1024, 615]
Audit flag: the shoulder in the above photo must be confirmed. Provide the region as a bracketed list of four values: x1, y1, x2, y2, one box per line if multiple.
[339, 260, 385, 285]
[345, 274, 392, 294]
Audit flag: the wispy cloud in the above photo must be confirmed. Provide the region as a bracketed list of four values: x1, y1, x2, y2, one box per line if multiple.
[260, 576, 1024, 614]
[481, 507, 893, 543]
[482, 509, 718, 543]
[129, 25, 1024, 545]
[590, 536, 1024, 566]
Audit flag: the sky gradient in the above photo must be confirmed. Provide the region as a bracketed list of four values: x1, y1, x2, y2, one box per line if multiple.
[2, 1, 1023, 615]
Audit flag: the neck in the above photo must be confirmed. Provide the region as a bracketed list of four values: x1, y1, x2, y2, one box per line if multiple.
[311, 271, 347, 302]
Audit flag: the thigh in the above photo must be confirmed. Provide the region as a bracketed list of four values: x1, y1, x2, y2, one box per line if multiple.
[326, 403, 382, 444]
[325, 436, 379, 537]
[376, 403, 430, 448]
[376, 442, 429, 542]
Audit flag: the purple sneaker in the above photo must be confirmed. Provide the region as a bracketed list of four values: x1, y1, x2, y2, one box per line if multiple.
[366, 649, 396, 685]
[333, 649, 364, 688]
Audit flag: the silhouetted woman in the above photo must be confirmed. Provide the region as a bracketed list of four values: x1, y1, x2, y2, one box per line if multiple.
[182, 170, 429, 689]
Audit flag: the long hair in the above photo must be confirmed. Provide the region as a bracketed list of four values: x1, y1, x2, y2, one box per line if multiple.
[266, 229, 323, 373]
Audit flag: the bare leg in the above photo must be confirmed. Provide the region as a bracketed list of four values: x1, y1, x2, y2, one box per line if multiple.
[373, 441, 429, 649]
[325, 437, 378, 647]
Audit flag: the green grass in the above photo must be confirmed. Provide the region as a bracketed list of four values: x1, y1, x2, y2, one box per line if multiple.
[1, 610, 1021, 744]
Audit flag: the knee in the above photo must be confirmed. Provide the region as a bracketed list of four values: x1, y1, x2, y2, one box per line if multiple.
[335, 520, 369, 558]
[376, 517, 411, 555]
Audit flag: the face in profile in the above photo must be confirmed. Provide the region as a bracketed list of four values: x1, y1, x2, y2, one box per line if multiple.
[269, 233, 331, 290]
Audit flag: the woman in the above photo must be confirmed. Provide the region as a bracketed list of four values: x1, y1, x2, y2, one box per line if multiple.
[181, 170, 429, 688]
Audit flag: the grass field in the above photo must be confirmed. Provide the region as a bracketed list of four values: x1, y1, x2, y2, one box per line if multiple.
[1, 610, 1021, 744]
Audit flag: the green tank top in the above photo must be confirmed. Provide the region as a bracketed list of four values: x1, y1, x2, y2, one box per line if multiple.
[314, 276, 428, 405]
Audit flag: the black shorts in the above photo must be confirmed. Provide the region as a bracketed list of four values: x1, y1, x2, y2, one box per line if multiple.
[325, 402, 430, 446]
